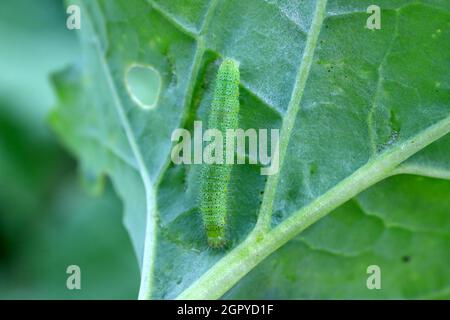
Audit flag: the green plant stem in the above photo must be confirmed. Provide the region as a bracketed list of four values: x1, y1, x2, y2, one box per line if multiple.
[177, 116, 450, 299]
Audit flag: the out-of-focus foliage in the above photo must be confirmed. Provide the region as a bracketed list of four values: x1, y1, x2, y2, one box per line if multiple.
[0, 0, 139, 299]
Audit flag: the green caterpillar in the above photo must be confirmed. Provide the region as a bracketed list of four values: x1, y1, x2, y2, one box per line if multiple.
[199, 58, 240, 248]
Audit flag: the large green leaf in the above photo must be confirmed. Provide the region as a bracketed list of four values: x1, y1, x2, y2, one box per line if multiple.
[51, 0, 450, 299]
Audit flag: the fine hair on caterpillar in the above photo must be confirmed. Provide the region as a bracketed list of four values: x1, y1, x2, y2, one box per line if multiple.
[199, 58, 240, 248]
[169, 58, 280, 247]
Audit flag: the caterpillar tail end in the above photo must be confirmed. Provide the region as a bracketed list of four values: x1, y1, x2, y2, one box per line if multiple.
[207, 234, 227, 249]
[205, 221, 227, 248]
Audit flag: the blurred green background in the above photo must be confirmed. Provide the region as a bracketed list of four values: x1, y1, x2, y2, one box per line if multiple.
[0, 0, 140, 299]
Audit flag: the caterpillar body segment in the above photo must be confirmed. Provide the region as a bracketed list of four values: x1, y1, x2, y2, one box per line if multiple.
[199, 59, 240, 248]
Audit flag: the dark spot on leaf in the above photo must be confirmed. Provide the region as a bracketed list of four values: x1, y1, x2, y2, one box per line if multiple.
[309, 162, 318, 175]
[402, 255, 411, 263]
[389, 109, 401, 133]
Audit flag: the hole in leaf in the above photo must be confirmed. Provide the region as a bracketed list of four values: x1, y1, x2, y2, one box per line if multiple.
[125, 64, 161, 110]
